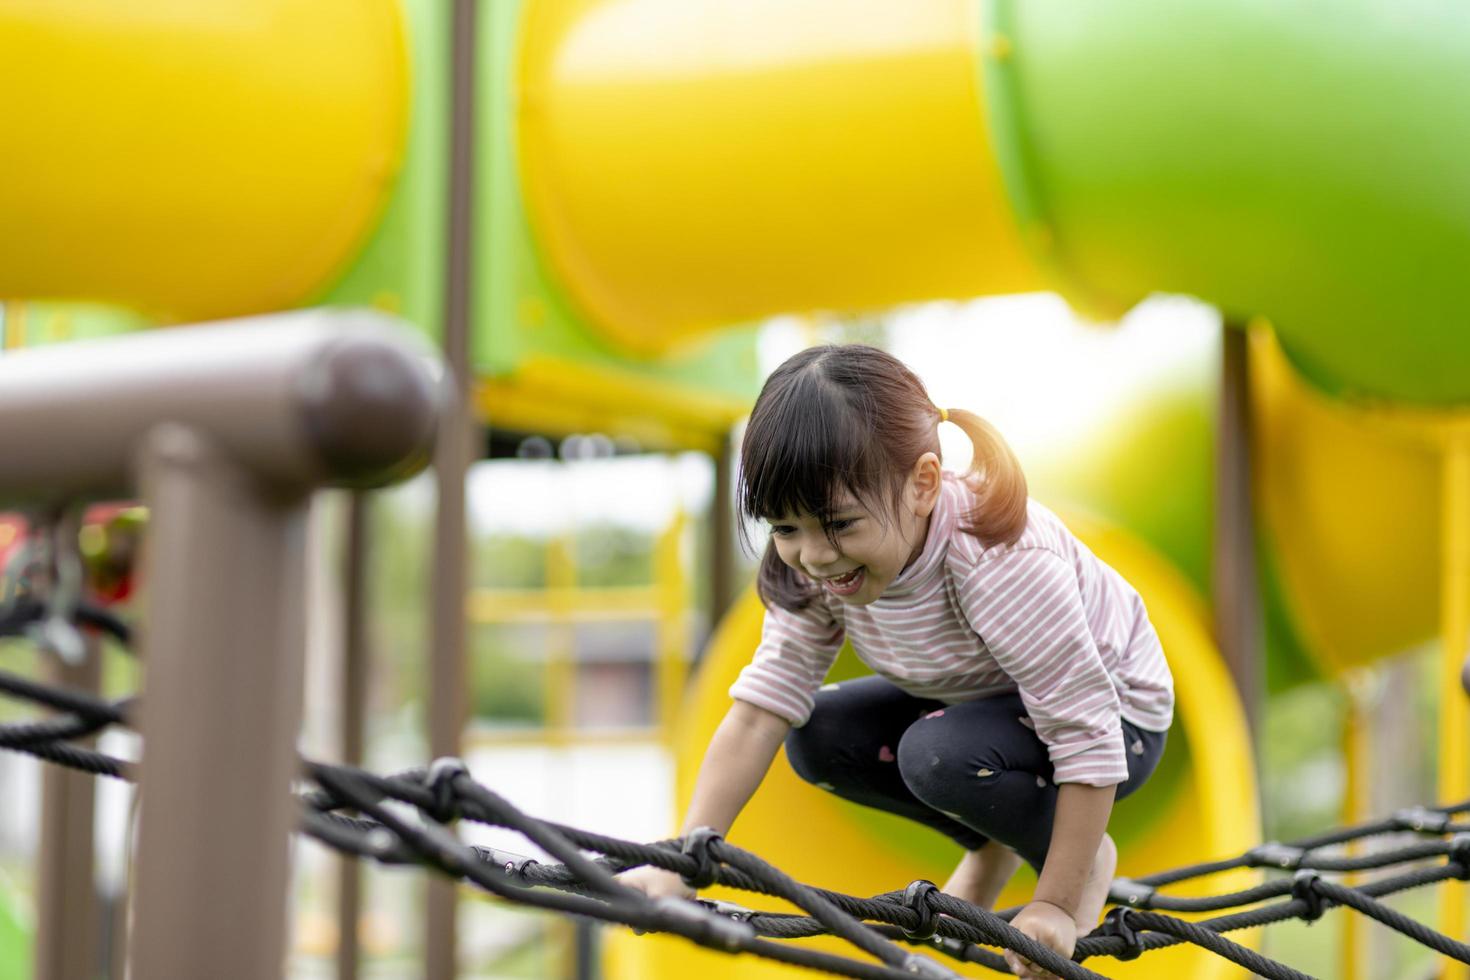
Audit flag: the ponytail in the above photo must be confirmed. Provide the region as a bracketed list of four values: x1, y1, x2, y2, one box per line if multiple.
[940, 407, 1028, 547]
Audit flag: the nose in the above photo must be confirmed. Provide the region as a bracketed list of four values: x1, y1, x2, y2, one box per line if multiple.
[799, 532, 839, 572]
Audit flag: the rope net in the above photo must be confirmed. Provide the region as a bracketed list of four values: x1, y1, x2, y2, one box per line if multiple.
[4, 657, 1470, 979]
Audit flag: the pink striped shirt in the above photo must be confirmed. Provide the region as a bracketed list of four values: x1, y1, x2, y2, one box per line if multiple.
[729, 473, 1175, 787]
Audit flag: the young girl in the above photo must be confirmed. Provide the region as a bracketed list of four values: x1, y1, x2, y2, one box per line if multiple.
[625, 344, 1173, 976]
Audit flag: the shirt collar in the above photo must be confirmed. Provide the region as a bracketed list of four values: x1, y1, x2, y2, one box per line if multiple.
[881, 472, 961, 598]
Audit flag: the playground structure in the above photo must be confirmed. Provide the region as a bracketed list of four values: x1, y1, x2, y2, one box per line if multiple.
[3, 0, 1470, 977]
[0, 314, 441, 977]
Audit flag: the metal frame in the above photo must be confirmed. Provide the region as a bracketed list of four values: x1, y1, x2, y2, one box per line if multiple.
[1213, 322, 1263, 731]
[1438, 428, 1470, 976]
[0, 310, 440, 980]
[35, 638, 102, 980]
[465, 509, 693, 744]
[337, 492, 370, 980]
[425, 0, 482, 974]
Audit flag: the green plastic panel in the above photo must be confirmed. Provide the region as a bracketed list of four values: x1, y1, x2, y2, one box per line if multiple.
[474, 0, 760, 446]
[982, 0, 1470, 406]
[319, 0, 448, 342]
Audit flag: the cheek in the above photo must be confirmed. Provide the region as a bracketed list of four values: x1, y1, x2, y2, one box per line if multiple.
[856, 530, 891, 562]
[772, 538, 800, 568]
[877, 534, 909, 571]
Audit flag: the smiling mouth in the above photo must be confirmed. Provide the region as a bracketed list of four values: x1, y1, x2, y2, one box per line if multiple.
[821, 567, 865, 596]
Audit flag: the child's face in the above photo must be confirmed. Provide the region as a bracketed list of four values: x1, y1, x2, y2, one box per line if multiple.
[767, 486, 930, 605]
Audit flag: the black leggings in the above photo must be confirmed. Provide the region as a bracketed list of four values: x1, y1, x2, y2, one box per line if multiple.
[782, 676, 1166, 870]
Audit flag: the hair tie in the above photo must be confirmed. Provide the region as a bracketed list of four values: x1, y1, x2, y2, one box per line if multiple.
[938, 408, 949, 423]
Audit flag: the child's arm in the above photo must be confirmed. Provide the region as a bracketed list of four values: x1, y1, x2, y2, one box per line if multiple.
[621, 700, 792, 898]
[1005, 782, 1118, 978]
[1032, 782, 1115, 916]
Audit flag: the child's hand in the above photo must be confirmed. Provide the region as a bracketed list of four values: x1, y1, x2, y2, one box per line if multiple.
[618, 866, 696, 901]
[1004, 900, 1076, 978]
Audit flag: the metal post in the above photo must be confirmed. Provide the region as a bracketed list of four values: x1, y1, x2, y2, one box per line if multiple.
[425, 389, 471, 980]
[545, 536, 578, 739]
[1213, 322, 1263, 732]
[427, 0, 480, 973]
[1439, 430, 1470, 977]
[338, 493, 370, 980]
[129, 424, 309, 978]
[0, 311, 439, 980]
[573, 918, 600, 980]
[655, 511, 689, 735]
[2, 300, 24, 349]
[35, 637, 102, 980]
[0, 313, 438, 506]
[1338, 673, 1372, 980]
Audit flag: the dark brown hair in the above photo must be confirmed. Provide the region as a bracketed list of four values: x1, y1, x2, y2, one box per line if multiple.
[739, 344, 1027, 611]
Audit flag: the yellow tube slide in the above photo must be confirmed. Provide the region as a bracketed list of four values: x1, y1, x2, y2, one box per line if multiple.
[0, 1, 407, 322]
[1251, 325, 1442, 672]
[606, 516, 1259, 979]
[517, 0, 1041, 352]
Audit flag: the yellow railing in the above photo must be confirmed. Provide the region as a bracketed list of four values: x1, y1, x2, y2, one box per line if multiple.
[464, 509, 692, 748]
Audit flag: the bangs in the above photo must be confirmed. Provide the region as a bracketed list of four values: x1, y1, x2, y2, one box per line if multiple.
[737, 344, 966, 608]
[738, 360, 885, 524]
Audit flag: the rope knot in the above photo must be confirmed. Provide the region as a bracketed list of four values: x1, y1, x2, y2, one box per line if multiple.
[680, 826, 723, 889]
[474, 844, 539, 881]
[900, 879, 940, 940]
[1448, 834, 1470, 880]
[1106, 876, 1156, 909]
[1290, 870, 1326, 922]
[1100, 906, 1144, 960]
[1246, 841, 1305, 870]
[1394, 806, 1451, 834]
[426, 757, 469, 824]
[694, 898, 755, 923]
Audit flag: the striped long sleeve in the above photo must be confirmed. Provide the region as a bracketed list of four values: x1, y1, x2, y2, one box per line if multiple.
[729, 602, 845, 726]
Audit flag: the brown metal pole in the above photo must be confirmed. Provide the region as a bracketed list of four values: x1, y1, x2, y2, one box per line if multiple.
[34, 637, 102, 980]
[0, 311, 438, 980]
[1213, 322, 1263, 732]
[426, 0, 480, 975]
[0, 312, 439, 506]
[338, 493, 369, 980]
[425, 388, 471, 980]
[129, 424, 311, 979]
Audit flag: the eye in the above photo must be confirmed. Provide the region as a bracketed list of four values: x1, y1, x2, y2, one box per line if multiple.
[769, 524, 796, 538]
[827, 518, 858, 533]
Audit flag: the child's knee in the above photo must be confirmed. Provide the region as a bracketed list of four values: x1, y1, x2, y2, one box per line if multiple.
[895, 721, 1001, 806]
[783, 719, 849, 786]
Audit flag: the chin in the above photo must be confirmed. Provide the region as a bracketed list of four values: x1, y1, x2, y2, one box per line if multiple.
[841, 583, 882, 605]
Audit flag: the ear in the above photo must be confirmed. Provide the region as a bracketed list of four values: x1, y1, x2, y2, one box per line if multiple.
[908, 452, 942, 518]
